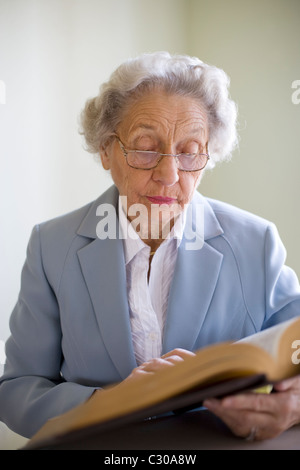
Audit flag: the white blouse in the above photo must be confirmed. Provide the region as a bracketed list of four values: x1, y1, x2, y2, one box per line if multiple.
[118, 199, 185, 365]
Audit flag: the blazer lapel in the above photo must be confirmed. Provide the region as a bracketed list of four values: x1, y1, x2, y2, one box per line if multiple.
[76, 186, 224, 368]
[162, 193, 224, 353]
[77, 186, 137, 380]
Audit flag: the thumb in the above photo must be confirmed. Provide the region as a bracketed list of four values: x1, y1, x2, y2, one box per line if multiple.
[273, 375, 300, 392]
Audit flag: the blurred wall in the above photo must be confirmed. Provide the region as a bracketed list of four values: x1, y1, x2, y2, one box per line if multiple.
[188, 0, 300, 275]
[0, 0, 299, 365]
[0, 0, 189, 350]
[0, 0, 299, 449]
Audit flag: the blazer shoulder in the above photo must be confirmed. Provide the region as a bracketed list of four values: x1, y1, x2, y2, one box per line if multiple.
[29, 201, 95, 292]
[30, 186, 119, 290]
[205, 197, 272, 233]
[38, 201, 93, 237]
[34, 202, 94, 263]
[37, 185, 119, 241]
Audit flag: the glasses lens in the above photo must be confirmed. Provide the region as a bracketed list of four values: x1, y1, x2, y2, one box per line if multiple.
[177, 153, 208, 171]
[124, 145, 209, 171]
[127, 150, 159, 169]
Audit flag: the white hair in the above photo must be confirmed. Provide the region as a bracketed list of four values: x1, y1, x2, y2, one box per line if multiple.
[79, 52, 238, 168]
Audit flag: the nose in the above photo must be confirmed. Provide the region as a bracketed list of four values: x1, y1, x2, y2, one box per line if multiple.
[152, 155, 179, 186]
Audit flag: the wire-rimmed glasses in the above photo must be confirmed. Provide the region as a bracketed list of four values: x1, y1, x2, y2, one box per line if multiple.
[115, 135, 209, 172]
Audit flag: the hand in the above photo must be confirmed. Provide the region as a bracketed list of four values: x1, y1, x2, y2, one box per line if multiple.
[203, 375, 300, 441]
[125, 348, 196, 382]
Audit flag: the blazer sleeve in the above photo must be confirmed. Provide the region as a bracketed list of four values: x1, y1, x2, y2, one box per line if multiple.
[262, 223, 300, 329]
[0, 226, 97, 438]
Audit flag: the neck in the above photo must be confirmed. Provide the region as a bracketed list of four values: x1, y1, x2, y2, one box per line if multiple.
[142, 238, 163, 254]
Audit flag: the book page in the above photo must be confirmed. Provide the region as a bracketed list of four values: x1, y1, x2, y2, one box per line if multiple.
[237, 318, 297, 358]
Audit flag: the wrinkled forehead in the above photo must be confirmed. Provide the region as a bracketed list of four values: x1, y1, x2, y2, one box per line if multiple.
[117, 90, 209, 143]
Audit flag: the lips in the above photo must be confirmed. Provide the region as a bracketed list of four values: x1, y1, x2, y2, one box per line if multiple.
[146, 196, 177, 205]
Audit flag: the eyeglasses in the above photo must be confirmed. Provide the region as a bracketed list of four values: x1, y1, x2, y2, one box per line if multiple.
[115, 136, 209, 172]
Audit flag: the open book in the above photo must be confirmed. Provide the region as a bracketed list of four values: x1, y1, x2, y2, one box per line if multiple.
[25, 316, 300, 449]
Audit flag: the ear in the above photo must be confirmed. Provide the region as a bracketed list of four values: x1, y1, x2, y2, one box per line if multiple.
[100, 145, 111, 170]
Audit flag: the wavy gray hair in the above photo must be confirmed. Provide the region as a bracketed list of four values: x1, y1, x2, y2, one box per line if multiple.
[79, 52, 238, 168]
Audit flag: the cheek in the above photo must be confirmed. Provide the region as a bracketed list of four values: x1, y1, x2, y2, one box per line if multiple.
[180, 172, 202, 201]
[111, 163, 151, 200]
[126, 172, 152, 199]
[109, 153, 130, 190]
[194, 171, 204, 188]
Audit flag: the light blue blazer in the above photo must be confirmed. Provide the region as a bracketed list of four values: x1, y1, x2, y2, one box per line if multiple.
[1, 185, 300, 438]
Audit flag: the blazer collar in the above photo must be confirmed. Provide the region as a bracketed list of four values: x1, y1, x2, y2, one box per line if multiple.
[162, 192, 224, 353]
[192, 190, 224, 241]
[77, 185, 120, 239]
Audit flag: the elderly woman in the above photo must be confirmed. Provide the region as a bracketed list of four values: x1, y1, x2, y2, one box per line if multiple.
[1, 52, 300, 442]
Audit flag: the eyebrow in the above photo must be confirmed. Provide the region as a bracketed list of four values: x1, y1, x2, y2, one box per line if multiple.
[131, 124, 157, 134]
[190, 127, 205, 135]
[130, 124, 205, 137]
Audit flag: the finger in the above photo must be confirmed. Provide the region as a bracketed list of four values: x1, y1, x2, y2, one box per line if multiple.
[162, 348, 196, 360]
[203, 398, 255, 438]
[203, 398, 281, 440]
[139, 357, 174, 372]
[164, 353, 194, 365]
[219, 392, 278, 414]
[139, 350, 195, 372]
[273, 375, 300, 392]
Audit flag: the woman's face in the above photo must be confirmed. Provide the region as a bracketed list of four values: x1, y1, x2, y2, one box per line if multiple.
[100, 89, 209, 237]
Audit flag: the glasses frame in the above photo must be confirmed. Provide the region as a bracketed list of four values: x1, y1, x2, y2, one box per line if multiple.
[114, 135, 210, 172]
